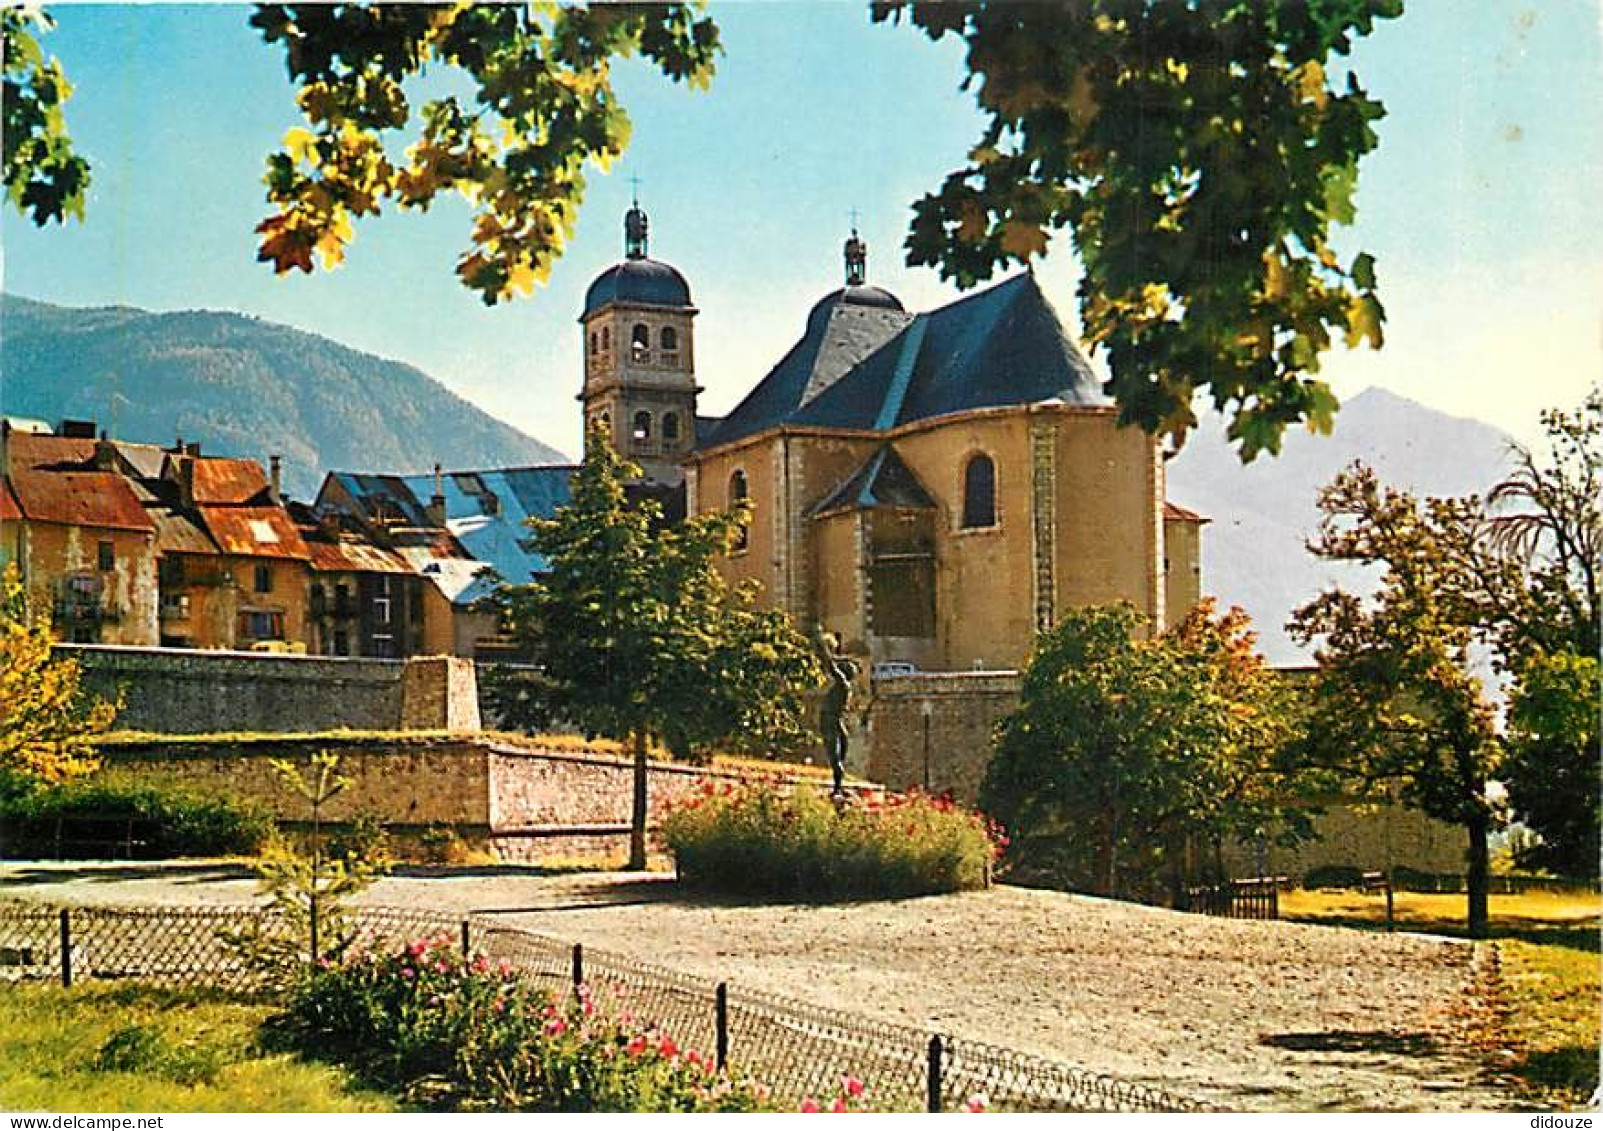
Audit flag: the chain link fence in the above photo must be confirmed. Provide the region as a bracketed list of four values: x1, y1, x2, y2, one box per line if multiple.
[0, 900, 1206, 1112]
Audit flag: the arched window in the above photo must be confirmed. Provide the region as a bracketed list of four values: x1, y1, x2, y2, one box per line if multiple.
[961, 453, 996, 529]
[601, 326, 611, 351]
[631, 323, 650, 361]
[660, 325, 678, 352]
[633, 410, 652, 441]
[588, 330, 598, 356]
[662, 412, 680, 442]
[729, 469, 750, 551]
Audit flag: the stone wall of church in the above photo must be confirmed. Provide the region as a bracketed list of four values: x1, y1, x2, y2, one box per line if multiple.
[1163, 515, 1205, 626]
[1052, 408, 1165, 631]
[893, 412, 1040, 669]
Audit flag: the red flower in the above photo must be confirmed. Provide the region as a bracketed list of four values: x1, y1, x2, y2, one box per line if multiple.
[624, 1035, 648, 1057]
[842, 1074, 864, 1097]
[965, 1093, 989, 1112]
[831, 1097, 849, 1112]
[799, 1098, 821, 1113]
[658, 1034, 679, 1058]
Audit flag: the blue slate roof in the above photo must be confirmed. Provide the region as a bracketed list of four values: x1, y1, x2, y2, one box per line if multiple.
[700, 273, 1105, 449]
[582, 258, 694, 318]
[327, 465, 576, 603]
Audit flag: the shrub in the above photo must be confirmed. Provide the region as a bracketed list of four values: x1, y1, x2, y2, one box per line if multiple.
[0, 772, 273, 858]
[269, 935, 775, 1112]
[661, 782, 1004, 900]
[1302, 865, 1366, 890]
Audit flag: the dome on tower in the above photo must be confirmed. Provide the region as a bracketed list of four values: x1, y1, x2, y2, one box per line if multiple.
[581, 200, 694, 318]
[583, 259, 694, 318]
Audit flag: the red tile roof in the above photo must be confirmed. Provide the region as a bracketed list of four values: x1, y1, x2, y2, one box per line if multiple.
[5, 433, 154, 532]
[189, 457, 270, 505]
[303, 534, 412, 574]
[0, 480, 20, 522]
[1163, 501, 1209, 523]
[198, 505, 310, 560]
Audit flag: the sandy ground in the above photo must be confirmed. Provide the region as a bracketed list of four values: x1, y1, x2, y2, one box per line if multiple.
[0, 861, 1515, 1112]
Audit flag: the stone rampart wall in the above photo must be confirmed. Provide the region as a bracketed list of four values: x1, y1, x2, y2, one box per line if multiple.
[58, 645, 476, 735]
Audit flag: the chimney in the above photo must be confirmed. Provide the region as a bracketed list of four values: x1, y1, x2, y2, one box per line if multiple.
[93, 429, 117, 471]
[177, 455, 196, 509]
[269, 455, 283, 505]
[424, 463, 447, 527]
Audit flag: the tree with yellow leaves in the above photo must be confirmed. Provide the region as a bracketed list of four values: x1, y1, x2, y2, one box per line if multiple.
[0, 562, 117, 782]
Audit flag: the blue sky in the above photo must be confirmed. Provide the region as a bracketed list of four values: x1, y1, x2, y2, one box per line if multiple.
[3, 1, 1599, 459]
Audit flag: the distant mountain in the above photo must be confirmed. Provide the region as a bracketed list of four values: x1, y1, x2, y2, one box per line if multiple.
[0, 295, 567, 499]
[1167, 387, 1515, 665]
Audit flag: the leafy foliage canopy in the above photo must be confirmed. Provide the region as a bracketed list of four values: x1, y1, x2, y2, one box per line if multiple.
[875, 0, 1400, 459]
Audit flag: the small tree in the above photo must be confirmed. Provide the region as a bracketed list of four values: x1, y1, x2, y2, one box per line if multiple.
[1291, 465, 1503, 937]
[506, 425, 820, 870]
[983, 602, 1302, 903]
[221, 751, 390, 987]
[0, 562, 117, 782]
[1502, 650, 1599, 879]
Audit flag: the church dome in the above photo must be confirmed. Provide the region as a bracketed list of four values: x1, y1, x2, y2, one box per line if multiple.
[581, 200, 694, 318]
[804, 225, 903, 327]
[806, 285, 905, 332]
[583, 258, 693, 317]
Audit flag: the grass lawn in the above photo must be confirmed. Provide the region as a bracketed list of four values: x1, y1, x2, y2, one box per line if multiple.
[1282, 887, 1601, 1109]
[0, 983, 393, 1113]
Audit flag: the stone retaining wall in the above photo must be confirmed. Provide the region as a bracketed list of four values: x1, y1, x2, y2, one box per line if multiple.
[59, 645, 476, 735]
[102, 734, 852, 863]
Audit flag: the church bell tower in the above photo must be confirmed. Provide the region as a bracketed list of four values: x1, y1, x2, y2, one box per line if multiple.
[578, 198, 699, 486]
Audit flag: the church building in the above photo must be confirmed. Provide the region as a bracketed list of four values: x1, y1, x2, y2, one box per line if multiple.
[579, 204, 1205, 673]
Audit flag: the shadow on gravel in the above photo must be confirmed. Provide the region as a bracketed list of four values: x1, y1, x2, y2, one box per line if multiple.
[1260, 1030, 1441, 1057]
[0, 862, 254, 885]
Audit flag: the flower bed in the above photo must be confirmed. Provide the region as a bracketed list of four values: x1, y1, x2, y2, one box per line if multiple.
[266, 934, 885, 1112]
[661, 782, 1005, 900]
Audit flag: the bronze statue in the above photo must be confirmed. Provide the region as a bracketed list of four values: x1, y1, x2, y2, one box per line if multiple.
[816, 629, 856, 796]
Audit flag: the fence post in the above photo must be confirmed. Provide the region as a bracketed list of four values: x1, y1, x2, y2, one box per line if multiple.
[461, 918, 472, 959]
[714, 982, 729, 1071]
[572, 942, 584, 990]
[59, 908, 72, 988]
[926, 1034, 943, 1113]
[1384, 879, 1395, 933]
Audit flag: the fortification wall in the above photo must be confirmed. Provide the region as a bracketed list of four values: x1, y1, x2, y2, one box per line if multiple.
[57, 645, 476, 735]
[102, 735, 852, 863]
[865, 672, 1021, 804]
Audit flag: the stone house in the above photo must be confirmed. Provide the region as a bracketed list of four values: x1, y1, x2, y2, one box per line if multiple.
[0, 422, 160, 644]
[292, 504, 427, 658]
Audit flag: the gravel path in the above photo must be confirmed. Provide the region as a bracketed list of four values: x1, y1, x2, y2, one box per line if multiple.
[0, 862, 1513, 1112]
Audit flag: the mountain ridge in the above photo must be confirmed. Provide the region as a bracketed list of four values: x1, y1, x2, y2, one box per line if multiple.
[1167, 386, 1515, 664]
[0, 293, 567, 499]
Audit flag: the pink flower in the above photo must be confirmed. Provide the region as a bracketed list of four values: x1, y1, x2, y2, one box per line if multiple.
[544, 1017, 568, 1037]
[400, 967, 415, 980]
[407, 940, 428, 958]
[830, 1097, 849, 1113]
[498, 959, 513, 976]
[799, 1098, 821, 1113]
[470, 956, 490, 974]
[841, 1075, 864, 1098]
[965, 1094, 989, 1112]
